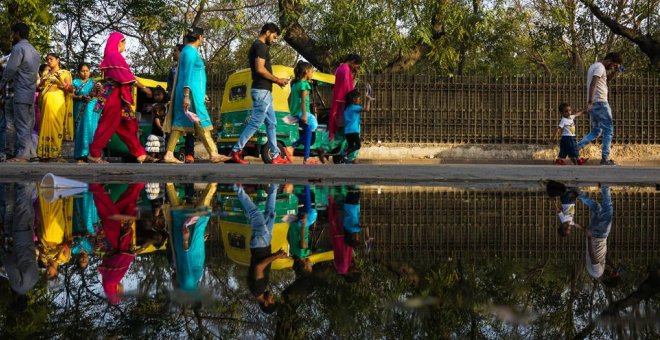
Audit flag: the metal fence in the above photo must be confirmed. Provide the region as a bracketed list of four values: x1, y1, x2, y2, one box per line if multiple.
[361, 187, 660, 263]
[361, 74, 660, 144]
[207, 72, 660, 144]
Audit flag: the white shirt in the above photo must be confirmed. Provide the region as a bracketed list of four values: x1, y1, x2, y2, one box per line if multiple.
[558, 115, 576, 136]
[587, 62, 608, 103]
[557, 211, 574, 224]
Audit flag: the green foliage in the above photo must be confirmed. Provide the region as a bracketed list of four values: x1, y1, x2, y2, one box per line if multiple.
[0, 0, 54, 54]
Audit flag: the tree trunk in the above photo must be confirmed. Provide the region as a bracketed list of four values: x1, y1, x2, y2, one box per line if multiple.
[580, 0, 660, 69]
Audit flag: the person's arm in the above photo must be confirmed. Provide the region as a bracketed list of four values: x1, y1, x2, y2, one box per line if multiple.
[0, 46, 22, 90]
[363, 96, 372, 112]
[301, 90, 309, 123]
[136, 80, 152, 97]
[574, 110, 586, 118]
[554, 127, 562, 141]
[254, 249, 287, 279]
[300, 218, 308, 249]
[587, 75, 599, 112]
[255, 57, 287, 87]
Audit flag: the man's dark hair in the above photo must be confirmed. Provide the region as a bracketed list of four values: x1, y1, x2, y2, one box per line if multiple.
[345, 89, 361, 106]
[604, 52, 623, 64]
[176, 44, 185, 52]
[260, 22, 281, 35]
[558, 102, 570, 113]
[258, 298, 278, 314]
[343, 54, 363, 64]
[557, 225, 569, 237]
[11, 23, 29, 40]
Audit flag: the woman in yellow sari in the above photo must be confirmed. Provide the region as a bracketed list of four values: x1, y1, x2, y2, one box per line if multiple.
[37, 186, 74, 279]
[37, 53, 73, 161]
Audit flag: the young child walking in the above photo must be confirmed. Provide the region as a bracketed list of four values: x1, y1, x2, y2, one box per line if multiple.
[289, 62, 319, 164]
[342, 89, 372, 164]
[553, 103, 588, 165]
[145, 103, 166, 159]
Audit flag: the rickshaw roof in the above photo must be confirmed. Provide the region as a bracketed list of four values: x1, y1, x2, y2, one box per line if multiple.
[136, 76, 168, 90]
[231, 65, 335, 85]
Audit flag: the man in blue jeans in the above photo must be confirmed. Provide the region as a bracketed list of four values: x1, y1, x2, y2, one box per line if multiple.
[579, 186, 621, 287]
[577, 52, 623, 166]
[228, 23, 290, 164]
[236, 183, 286, 314]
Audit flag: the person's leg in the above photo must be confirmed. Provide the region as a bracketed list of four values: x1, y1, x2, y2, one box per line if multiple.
[13, 103, 35, 160]
[599, 104, 614, 160]
[198, 183, 217, 209]
[264, 184, 279, 230]
[193, 124, 219, 156]
[233, 89, 269, 152]
[344, 133, 361, 157]
[0, 98, 17, 159]
[577, 113, 603, 150]
[185, 133, 195, 156]
[115, 117, 147, 158]
[303, 124, 313, 161]
[89, 90, 122, 158]
[558, 137, 568, 160]
[262, 91, 280, 158]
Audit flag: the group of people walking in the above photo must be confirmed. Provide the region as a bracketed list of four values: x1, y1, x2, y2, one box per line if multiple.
[0, 21, 623, 166]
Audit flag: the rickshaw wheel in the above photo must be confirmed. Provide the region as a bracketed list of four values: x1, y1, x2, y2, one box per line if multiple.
[261, 141, 289, 164]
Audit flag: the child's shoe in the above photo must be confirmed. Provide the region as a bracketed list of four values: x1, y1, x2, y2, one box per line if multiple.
[577, 157, 589, 165]
[553, 159, 566, 165]
[185, 155, 195, 164]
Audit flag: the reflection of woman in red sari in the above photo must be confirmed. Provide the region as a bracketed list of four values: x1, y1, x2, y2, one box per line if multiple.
[87, 32, 155, 164]
[328, 195, 361, 282]
[329, 54, 362, 139]
[91, 183, 144, 305]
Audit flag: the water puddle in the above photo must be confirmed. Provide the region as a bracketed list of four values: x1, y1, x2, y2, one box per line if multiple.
[0, 181, 657, 338]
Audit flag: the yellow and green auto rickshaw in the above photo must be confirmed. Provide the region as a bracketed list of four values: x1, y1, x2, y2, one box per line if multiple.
[103, 77, 185, 161]
[217, 186, 334, 270]
[216, 65, 346, 163]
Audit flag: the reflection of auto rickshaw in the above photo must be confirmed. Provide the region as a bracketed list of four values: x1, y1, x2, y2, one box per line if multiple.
[216, 65, 344, 163]
[104, 77, 185, 161]
[217, 186, 333, 269]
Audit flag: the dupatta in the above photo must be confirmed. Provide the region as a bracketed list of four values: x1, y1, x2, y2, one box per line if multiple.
[98, 32, 136, 115]
[329, 63, 354, 139]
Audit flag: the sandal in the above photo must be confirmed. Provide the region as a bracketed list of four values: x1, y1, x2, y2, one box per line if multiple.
[303, 159, 320, 165]
[6, 157, 29, 163]
[162, 156, 183, 164]
[137, 155, 159, 164]
[209, 154, 229, 163]
[87, 156, 109, 164]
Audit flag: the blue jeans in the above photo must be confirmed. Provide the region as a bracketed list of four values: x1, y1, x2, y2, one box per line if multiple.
[0, 100, 35, 159]
[577, 102, 613, 159]
[293, 122, 313, 160]
[233, 89, 279, 158]
[237, 184, 279, 249]
[578, 186, 613, 238]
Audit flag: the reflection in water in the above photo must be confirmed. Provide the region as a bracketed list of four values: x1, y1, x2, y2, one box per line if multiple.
[0, 181, 657, 338]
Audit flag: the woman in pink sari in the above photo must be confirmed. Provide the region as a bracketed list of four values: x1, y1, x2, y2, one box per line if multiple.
[328, 54, 362, 139]
[87, 32, 155, 164]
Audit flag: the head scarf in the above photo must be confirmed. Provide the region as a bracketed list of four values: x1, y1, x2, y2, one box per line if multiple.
[99, 32, 136, 107]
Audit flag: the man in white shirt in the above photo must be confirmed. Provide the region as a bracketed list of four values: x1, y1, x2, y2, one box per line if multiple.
[577, 52, 623, 166]
[579, 186, 620, 287]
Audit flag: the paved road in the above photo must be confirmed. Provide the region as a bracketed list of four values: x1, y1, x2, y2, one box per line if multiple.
[1, 163, 659, 187]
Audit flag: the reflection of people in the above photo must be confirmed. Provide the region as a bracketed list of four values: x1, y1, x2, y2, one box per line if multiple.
[0, 183, 39, 310]
[556, 187, 581, 237]
[37, 186, 74, 279]
[329, 54, 362, 140]
[579, 186, 620, 286]
[329, 187, 362, 282]
[91, 183, 144, 305]
[72, 191, 100, 270]
[288, 185, 318, 276]
[236, 184, 286, 314]
[166, 183, 216, 292]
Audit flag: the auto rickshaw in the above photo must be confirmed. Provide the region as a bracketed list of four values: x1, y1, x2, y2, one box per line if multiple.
[216, 65, 345, 163]
[104, 77, 186, 161]
[217, 185, 334, 270]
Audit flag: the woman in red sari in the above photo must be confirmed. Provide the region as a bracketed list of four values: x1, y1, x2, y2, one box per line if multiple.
[87, 32, 155, 164]
[328, 54, 362, 139]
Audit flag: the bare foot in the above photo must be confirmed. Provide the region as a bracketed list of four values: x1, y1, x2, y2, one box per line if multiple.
[162, 155, 183, 164]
